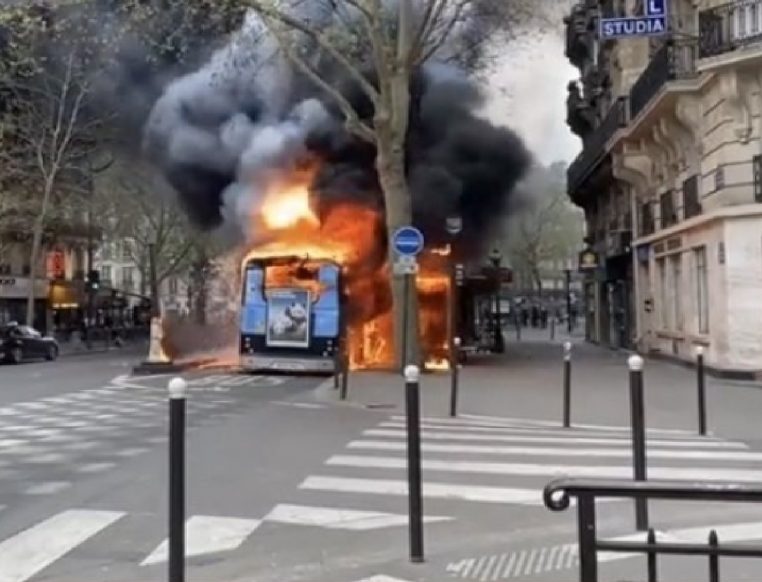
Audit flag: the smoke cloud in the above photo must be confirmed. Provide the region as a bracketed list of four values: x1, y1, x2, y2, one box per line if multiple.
[143, 10, 531, 256]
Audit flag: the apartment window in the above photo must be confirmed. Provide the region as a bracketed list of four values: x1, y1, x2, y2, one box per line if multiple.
[657, 258, 669, 329]
[122, 267, 134, 291]
[121, 241, 132, 261]
[754, 155, 762, 202]
[671, 254, 683, 331]
[695, 247, 709, 334]
[660, 191, 677, 228]
[101, 244, 112, 261]
[715, 166, 725, 191]
[640, 202, 655, 236]
[101, 265, 111, 283]
[683, 175, 701, 219]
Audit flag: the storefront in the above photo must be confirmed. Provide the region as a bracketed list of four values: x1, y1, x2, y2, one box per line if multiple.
[0, 276, 50, 332]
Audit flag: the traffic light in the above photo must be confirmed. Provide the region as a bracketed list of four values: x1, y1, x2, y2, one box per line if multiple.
[86, 270, 100, 292]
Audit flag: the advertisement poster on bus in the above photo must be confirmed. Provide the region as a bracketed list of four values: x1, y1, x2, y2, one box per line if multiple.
[266, 288, 311, 348]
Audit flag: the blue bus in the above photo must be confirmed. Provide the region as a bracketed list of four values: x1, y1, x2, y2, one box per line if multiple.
[240, 256, 343, 373]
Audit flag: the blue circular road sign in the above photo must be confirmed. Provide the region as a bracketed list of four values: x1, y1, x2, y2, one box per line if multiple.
[393, 226, 425, 256]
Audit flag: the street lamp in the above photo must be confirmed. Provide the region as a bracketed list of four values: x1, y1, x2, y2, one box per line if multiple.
[488, 248, 504, 354]
[445, 216, 462, 369]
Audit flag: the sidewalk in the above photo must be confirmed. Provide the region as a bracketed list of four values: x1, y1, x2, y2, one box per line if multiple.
[58, 337, 148, 357]
[316, 332, 762, 444]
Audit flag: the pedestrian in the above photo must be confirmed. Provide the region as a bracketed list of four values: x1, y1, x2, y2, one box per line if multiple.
[531, 305, 539, 328]
[540, 307, 548, 328]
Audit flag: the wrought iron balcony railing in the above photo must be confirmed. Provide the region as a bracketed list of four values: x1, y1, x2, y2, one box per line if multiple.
[699, 0, 762, 58]
[630, 39, 698, 121]
[567, 96, 628, 191]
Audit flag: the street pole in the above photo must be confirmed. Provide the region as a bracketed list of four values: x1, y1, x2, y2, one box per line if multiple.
[489, 249, 504, 354]
[565, 269, 573, 334]
[449, 337, 461, 417]
[563, 341, 572, 428]
[168, 377, 187, 582]
[696, 346, 707, 436]
[402, 272, 410, 370]
[404, 365, 424, 563]
[628, 355, 648, 531]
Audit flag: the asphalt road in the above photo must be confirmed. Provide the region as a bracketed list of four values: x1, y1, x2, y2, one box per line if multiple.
[1, 354, 762, 582]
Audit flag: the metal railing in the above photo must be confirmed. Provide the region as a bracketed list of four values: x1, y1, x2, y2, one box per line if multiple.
[567, 97, 628, 191]
[544, 478, 762, 582]
[699, 0, 762, 58]
[630, 39, 698, 121]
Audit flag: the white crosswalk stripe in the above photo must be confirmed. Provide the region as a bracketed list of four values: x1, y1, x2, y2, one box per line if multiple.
[0, 510, 124, 582]
[296, 414, 758, 515]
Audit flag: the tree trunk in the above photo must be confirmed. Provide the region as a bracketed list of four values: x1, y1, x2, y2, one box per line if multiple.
[26, 177, 55, 328]
[149, 243, 160, 318]
[377, 137, 420, 370]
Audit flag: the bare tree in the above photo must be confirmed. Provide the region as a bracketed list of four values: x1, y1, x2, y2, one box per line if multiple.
[244, 0, 540, 367]
[0, 4, 123, 326]
[95, 159, 198, 317]
[503, 164, 584, 294]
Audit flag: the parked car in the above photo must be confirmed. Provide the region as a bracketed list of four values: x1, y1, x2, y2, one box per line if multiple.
[0, 323, 59, 364]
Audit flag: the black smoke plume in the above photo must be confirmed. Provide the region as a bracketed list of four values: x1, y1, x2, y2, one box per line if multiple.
[143, 13, 531, 257]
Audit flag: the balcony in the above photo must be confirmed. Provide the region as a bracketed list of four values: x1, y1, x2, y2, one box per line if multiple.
[564, 5, 591, 69]
[699, 0, 762, 58]
[567, 96, 628, 193]
[629, 39, 698, 121]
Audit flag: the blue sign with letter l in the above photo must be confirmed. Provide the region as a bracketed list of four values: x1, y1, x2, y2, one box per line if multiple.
[646, 0, 665, 16]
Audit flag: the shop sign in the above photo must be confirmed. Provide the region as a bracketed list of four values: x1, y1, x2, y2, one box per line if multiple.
[578, 249, 600, 271]
[0, 277, 50, 299]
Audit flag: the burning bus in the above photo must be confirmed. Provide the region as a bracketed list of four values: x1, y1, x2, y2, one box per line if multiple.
[240, 255, 343, 372]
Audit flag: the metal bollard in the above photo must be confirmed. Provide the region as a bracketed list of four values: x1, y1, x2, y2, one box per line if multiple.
[550, 317, 556, 341]
[515, 312, 521, 341]
[696, 346, 707, 436]
[404, 365, 424, 563]
[449, 337, 461, 417]
[563, 342, 572, 428]
[168, 377, 187, 582]
[628, 355, 648, 531]
[340, 352, 349, 400]
[333, 350, 340, 390]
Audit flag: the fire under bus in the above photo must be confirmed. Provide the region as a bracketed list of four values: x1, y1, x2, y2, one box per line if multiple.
[239, 255, 343, 373]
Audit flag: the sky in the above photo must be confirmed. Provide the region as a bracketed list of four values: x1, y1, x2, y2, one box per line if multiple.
[482, 32, 581, 168]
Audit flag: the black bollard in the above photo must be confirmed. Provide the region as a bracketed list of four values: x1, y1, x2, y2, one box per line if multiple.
[563, 342, 572, 428]
[515, 311, 521, 341]
[340, 352, 349, 401]
[333, 350, 340, 390]
[550, 317, 556, 341]
[449, 337, 461, 417]
[628, 355, 648, 531]
[696, 346, 707, 436]
[404, 365, 424, 563]
[168, 377, 187, 582]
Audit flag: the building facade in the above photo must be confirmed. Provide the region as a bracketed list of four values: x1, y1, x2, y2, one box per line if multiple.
[565, 0, 762, 375]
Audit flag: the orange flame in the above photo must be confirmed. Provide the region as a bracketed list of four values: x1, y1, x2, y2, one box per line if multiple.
[244, 161, 451, 371]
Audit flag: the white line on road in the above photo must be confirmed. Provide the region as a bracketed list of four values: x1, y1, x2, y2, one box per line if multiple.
[299, 476, 543, 505]
[141, 515, 262, 565]
[23, 482, 71, 495]
[347, 440, 762, 461]
[377, 421, 736, 445]
[270, 401, 327, 409]
[326, 455, 762, 482]
[352, 576, 414, 582]
[0, 509, 124, 582]
[263, 504, 451, 530]
[365, 428, 745, 449]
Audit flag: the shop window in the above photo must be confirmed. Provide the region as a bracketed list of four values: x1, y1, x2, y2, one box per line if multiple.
[695, 247, 709, 334]
[671, 254, 683, 331]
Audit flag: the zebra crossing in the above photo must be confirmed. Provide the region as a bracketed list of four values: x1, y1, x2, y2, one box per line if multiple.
[298, 413, 759, 512]
[0, 413, 758, 582]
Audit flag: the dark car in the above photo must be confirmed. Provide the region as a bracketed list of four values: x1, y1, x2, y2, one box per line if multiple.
[0, 323, 59, 364]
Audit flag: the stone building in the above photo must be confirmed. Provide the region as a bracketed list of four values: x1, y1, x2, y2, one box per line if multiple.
[565, 0, 762, 375]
